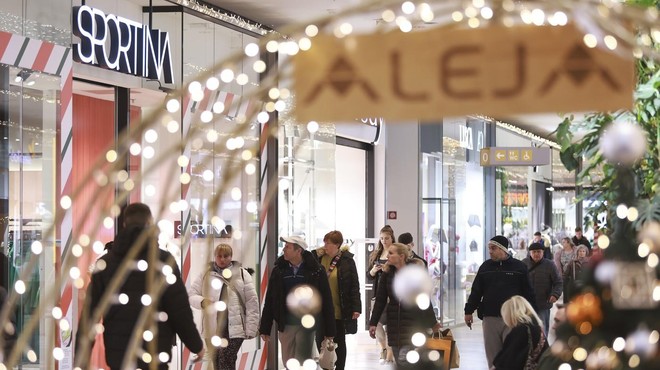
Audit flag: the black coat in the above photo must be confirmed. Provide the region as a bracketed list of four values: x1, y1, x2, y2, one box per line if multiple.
[368, 264, 436, 348]
[493, 322, 548, 370]
[75, 226, 203, 369]
[314, 250, 362, 332]
[465, 256, 537, 318]
[522, 257, 563, 310]
[259, 250, 336, 337]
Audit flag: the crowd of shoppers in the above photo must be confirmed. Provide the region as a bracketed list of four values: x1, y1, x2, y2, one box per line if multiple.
[73, 202, 598, 370]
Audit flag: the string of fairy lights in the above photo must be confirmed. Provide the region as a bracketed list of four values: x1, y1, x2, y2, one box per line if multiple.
[1, 0, 658, 369]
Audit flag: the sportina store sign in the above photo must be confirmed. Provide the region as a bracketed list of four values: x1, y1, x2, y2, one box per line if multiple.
[73, 5, 174, 83]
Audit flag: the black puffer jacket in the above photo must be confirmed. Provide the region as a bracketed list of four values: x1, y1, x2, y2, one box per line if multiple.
[76, 226, 203, 369]
[522, 257, 563, 311]
[465, 256, 536, 319]
[314, 249, 362, 329]
[368, 264, 436, 348]
[259, 250, 336, 337]
[493, 322, 547, 370]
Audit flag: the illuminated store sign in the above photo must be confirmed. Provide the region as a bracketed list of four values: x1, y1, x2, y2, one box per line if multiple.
[72, 5, 174, 83]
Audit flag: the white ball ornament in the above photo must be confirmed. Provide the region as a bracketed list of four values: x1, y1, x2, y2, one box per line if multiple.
[599, 120, 647, 165]
[286, 284, 322, 317]
[594, 261, 617, 284]
[393, 265, 433, 307]
[625, 326, 657, 358]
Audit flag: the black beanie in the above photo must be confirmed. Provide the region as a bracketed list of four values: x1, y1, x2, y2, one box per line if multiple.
[528, 242, 545, 251]
[489, 235, 509, 253]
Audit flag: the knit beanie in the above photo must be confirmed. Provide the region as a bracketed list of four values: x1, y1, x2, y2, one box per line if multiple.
[489, 235, 509, 253]
[528, 242, 545, 251]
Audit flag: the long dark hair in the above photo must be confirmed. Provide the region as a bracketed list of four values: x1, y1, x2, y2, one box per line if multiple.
[368, 225, 395, 267]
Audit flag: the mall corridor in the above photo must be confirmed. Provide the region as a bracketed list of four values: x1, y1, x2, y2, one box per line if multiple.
[344, 322, 487, 370]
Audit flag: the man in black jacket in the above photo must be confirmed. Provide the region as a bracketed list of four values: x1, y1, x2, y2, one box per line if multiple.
[572, 227, 592, 251]
[259, 235, 336, 366]
[523, 242, 563, 334]
[75, 203, 204, 369]
[464, 235, 536, 369]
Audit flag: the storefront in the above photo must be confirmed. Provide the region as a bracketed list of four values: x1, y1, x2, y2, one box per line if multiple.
[420, 116, 489, 326]
[1, 1, 270, 368]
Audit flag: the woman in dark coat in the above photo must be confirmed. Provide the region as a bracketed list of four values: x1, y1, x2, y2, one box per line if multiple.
[492, 295, 548, 370]
[368, 243, 439, 367]
[313, 230, 361, 370]
[367, 225, 396, 363]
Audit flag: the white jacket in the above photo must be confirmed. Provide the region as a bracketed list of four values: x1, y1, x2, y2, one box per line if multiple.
[188, 262, 259, 339]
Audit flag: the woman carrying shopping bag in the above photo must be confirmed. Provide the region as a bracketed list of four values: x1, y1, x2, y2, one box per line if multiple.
[369, 243, 440, 368]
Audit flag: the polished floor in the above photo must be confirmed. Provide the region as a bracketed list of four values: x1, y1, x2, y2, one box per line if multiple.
[344, 321, 488, 370]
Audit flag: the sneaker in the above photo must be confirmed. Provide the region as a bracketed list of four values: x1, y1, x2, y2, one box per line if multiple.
[378, 348, 386, 364]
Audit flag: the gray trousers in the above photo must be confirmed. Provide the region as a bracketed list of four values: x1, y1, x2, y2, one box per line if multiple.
[279, 325, 315, 365]
[482, 316, 511, 368]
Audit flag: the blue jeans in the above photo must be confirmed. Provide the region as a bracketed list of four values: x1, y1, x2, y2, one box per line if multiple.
[538, 308, 550, 334]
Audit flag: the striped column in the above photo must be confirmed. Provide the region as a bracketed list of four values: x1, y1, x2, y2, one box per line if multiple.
[0, 30, 73, 370]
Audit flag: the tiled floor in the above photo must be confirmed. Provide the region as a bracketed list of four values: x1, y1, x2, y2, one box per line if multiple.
[344, 322, 489, 370]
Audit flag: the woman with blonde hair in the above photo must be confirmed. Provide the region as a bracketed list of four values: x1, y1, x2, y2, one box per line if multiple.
[189, 244, 260, 370]
[491, 295, 548, 370]
[369, 243, 439, 368]
[367, 225, 396, 364]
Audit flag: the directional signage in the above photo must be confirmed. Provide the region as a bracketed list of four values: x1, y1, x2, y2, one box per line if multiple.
[480, 147, 551, 166]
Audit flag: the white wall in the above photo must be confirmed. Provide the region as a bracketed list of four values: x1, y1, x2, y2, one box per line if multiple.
[381, 121, 420, 244]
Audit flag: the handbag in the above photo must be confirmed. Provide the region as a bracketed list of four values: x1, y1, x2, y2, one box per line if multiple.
[523, 325, 546, 370]
[426, 329, 460, 369]
[318, 338, 337, 370]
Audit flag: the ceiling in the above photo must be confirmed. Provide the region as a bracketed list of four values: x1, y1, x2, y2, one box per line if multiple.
[204, 0, 586, 141]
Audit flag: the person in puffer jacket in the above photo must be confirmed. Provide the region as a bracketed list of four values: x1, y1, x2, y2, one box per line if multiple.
[189, 243, 259, 370]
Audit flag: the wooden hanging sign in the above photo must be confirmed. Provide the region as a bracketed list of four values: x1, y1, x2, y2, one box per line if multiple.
[293, 24, 634, 122]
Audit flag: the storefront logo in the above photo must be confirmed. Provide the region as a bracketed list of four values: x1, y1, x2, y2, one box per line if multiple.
[72, 5, 174, 83]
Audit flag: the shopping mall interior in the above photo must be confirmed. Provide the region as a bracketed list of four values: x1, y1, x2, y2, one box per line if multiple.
[0, 0, 658, 369]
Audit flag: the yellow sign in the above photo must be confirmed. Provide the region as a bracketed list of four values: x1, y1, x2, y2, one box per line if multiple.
[294, 24, 634, 122]
[480, 147, 550, 166]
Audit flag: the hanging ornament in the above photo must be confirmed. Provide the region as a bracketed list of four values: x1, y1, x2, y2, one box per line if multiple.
[598, 119, 647, 166]
[286, 284, 322, 317]
[595, 261, 617, 284]
[625, 326, 658, 359]
[638, 221, 660, 253]
[610, 262, 657, 309]
[393, 265, 433, 308]
[566, 292, 603, 326]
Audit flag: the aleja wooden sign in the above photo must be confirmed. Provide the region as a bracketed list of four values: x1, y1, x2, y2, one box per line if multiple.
[293, 24, 634, 122]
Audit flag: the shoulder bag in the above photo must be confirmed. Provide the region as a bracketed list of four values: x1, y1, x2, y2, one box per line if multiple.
[524, 325, 546, 370]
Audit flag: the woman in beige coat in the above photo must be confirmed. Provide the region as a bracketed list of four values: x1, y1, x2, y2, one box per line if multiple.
[189, 244, 260, 370]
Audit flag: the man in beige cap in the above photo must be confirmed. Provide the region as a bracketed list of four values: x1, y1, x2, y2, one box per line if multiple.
[259, 235, 336, 365]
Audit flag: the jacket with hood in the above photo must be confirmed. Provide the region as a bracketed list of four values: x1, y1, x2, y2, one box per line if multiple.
[188, 261, 260, 339]
[313, 247, 362, 332]
[464, 256, 536, 319]
[259, 249, 336, 337]
[76, 226, 203, 369]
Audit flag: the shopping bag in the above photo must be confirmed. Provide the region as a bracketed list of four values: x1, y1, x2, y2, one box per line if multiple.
[426, 330, 460, 369]
[441, 329, 460, 368]
[318, 338, 337, 370]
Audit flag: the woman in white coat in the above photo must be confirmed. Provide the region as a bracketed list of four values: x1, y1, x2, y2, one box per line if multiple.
[189, 244, 260, 370]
